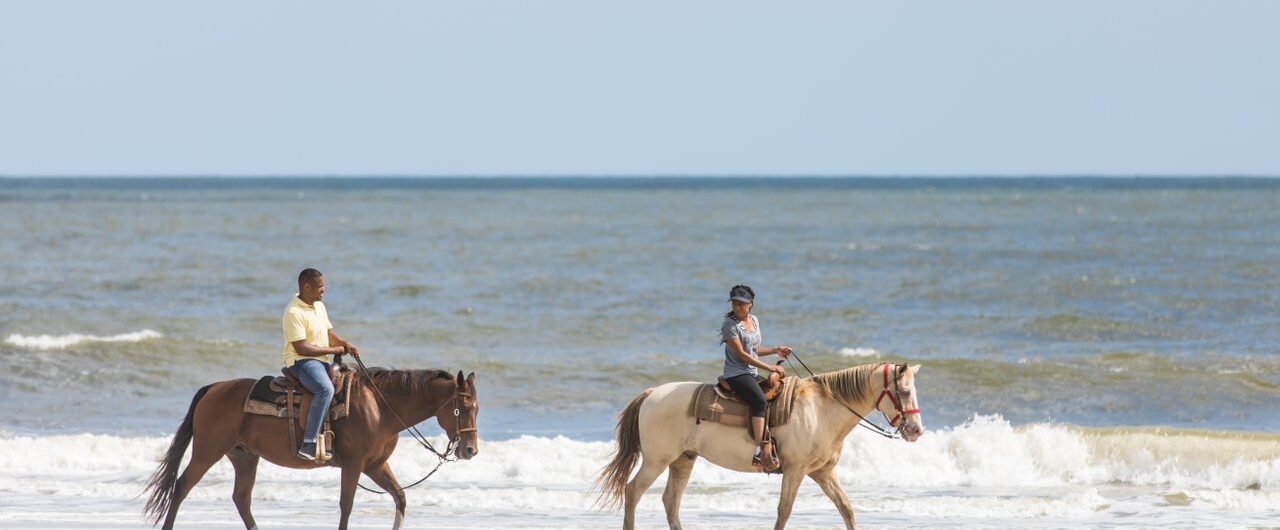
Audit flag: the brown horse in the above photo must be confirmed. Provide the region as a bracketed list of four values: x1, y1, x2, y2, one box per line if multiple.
[143, 367, 479, 530]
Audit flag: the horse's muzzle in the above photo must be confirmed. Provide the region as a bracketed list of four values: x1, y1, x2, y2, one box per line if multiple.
[457, 444, 478, 460]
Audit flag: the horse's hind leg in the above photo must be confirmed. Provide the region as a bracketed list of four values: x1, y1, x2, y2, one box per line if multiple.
[661, 452, 697, 530]
[228, 446, 261, 530]
[163, 412, 240, 530]
[160, 449, 225, 529]
[623, 456, 669, 530]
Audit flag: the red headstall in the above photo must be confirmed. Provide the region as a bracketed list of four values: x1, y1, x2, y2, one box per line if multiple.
[873, 363, 921, 427]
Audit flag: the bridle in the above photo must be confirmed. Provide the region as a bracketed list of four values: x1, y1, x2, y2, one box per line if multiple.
[352, 356, 479, 494]
[433, 385, 478, 441]
[873, 362, 921, 429]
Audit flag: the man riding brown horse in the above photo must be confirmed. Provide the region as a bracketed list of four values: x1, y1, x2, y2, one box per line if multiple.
[285, 267, 360, 461]
[143, 270, 480, 530]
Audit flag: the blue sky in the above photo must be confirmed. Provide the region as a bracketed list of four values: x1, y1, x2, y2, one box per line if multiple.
[2, 1, 1277, 176]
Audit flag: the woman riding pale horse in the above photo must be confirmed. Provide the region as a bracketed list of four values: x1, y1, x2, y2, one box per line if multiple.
[716, 284, 793, 471]
[596, 288, 924, 530]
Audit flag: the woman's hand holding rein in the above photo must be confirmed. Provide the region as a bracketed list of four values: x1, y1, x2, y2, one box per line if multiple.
[761, 345, 793, 358]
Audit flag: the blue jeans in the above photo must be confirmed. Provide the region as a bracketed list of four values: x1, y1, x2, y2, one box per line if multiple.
[289, 359, 334, 443]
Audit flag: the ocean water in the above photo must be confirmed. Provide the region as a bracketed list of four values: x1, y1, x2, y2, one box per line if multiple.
[1, 177, 1279, 528]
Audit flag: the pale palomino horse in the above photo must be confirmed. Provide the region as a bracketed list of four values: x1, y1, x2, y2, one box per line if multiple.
[597, 362, 923, 530]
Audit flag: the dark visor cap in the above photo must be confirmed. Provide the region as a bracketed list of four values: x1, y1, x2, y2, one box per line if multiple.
[728, 286, 754, 303]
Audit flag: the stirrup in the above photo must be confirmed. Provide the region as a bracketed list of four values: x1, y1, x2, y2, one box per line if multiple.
[296, 442, 330, 462]
[752, 441, 780, 473]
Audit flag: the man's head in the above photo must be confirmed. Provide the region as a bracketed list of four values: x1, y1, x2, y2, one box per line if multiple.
[298, 268, 325, 303]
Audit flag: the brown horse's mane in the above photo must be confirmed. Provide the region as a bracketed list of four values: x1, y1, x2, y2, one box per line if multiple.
[811, 363, 878, 405]
[360, 367, 452, 395]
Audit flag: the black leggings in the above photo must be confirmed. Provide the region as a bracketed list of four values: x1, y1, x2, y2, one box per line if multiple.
[725, 373, 767, 418]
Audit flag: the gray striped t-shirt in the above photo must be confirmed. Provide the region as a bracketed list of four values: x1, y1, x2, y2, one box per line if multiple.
[722, 314, 761, 378]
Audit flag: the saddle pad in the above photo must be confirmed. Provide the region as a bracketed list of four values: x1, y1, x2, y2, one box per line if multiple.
[248, 376, 281, 403]
[688, 377, 800, 428]
[242, 372, 354, 421]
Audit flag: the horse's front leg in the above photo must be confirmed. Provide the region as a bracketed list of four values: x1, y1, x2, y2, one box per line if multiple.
[773, 469, 805, 530]
[338, 462, 362, 530]
[364, 461, 407, 530]
[810, 464, 856, 529]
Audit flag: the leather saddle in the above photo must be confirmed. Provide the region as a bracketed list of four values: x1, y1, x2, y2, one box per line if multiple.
[690, 375, 798, 429]
[716, 370, 784, 402]
[270, 361, 345, 395]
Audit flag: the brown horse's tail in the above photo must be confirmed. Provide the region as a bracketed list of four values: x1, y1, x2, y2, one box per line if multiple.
[143, 384, 211, 525]
[593, 389, 651, 509]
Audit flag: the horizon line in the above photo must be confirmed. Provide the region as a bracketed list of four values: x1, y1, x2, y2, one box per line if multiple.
[4, 174, 1280, 180]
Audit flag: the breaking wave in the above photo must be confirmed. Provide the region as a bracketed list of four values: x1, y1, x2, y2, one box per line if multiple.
[4, 329, 163, 350]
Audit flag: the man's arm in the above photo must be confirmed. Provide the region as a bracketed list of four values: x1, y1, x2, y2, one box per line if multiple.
[328, 329, 360, 357]
[291, 340, 343, 358]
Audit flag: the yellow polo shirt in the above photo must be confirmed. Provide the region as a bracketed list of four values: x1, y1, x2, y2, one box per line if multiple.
[283, 295, 334, 367]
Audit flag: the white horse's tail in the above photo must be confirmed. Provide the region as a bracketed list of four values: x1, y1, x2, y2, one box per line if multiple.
[593, 388, 651, 509]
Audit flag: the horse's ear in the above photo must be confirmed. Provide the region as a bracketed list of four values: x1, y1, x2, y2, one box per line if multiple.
[466, 371, 475, 384]
[456, 370, 465, 386]
[909, 364, 921, 374]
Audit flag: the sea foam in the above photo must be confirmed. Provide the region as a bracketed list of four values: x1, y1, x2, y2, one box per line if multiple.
[838, 347, 880, 357]
[3, 329, 162, 350]
[2, 416, 1277, 501]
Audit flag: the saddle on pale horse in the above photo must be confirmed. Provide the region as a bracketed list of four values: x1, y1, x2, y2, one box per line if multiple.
[242, 360, 355, 462]
[689, 374, 799, 429]
[717, 371, 785, 401]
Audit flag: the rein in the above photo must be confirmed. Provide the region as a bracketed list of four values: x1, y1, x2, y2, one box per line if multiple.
[350, 356, 473, 494]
